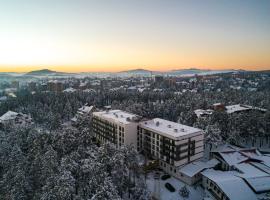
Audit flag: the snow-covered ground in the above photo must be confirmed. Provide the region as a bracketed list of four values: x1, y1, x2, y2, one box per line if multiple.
[146, 172, 205, 200]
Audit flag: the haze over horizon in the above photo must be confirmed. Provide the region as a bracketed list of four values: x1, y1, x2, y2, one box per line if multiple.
[0, 0, 270, 73]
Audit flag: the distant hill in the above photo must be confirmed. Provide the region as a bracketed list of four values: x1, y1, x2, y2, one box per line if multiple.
[119, 68, 153, 74]
[167, 68, 237, 76]
[25, 69, 72, 76]
[169, 68, 210, 74]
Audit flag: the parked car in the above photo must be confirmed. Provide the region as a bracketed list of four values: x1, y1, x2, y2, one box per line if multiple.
[161, 174, 171, 180]
[165, 183, 175, 192]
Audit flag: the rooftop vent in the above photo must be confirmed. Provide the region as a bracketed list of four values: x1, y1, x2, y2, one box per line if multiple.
[167, 124, 172, 128]
[144, 122, 148, 125]
[180, 128, 185, 132]
[120, 115, 123, 118]
[156, 121, 160, 126]
[174, 129, 178, 132]
[126, 117, 130, 121]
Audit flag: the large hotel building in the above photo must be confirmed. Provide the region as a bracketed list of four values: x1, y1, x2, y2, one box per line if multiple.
[138, 118, 204, 176]
[92, 110, 140, 148]
[92, 109, 204, 176]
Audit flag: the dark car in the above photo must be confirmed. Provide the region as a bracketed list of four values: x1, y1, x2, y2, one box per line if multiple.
[161, 174, 171, 180]
[165, 182, 175, 192]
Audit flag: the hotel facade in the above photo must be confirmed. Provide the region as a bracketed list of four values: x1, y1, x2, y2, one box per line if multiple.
[92, 109, 204, 177]
[92, 110, 140, 148]
[138, 118, 204, 176]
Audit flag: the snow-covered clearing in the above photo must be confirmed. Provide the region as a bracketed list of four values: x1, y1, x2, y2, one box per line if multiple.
[146, 172, 205, 200]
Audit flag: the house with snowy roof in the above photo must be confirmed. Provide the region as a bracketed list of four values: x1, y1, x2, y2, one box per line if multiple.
[0, 111, 33, 127]
[210, 144, 264, 171]
[202, 169, 257, 200]
[71, 105, 95, 126]
[178, 158, 219, 185]
[205, 144, 270, 199]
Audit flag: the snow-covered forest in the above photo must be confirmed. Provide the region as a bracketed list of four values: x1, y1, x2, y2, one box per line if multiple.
[0, 71, 269, 199]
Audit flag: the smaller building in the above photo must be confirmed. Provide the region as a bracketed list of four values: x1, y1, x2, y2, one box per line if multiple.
[194, 109, 214, 118]
[0, 111, 33, 127]
[178, 158, 219, 185]
[225, 104, 266, 114]
[48, 80, 63, 92]
[71, 105, 95, 125]
[201, 169, 257, 200]
[212, 103, 226, 111]
[63, 87, 77, 93]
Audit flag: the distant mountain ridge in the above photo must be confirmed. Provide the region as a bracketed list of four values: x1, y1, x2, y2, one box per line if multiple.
[118, 68, 238, 76]
[119, 68, 153, 73]
[25, 69, 72, 76]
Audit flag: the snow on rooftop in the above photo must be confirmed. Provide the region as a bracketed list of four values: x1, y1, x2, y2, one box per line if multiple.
[63, 87, 77, 93]
[235, 163, 268, 178]
[211, 144, 242, 153]
[243, 176, 270, 193]
[251, 162, 270, 174]
[93, 110, 139, 125]
[78, 106, 94, 114]
[139, 118, 202, 139]
[83, 89, 96, 93]
[220, 151, 249, 166]
[194, 109, 213, 118]
[0, 111, 19, 121]
[0, 96, 7, 101]
[201, 169, 257, 200]
[225, 104, 252, 114]
[179, 158, 219, 177]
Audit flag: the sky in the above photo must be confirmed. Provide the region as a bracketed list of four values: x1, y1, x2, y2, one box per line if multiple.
[0, 0, 269, 73]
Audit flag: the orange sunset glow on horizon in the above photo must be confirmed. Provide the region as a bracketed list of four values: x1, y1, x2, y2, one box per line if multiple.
[0, 0, 269, 73]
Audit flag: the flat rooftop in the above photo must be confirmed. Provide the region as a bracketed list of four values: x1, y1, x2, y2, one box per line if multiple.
[93, 110, 139, 125]
[139, 118, 202, 139]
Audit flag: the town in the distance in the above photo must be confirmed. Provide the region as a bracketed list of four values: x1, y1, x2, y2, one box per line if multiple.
[0, 68, 269, 200]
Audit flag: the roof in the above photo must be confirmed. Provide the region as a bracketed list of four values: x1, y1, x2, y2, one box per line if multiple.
[179, 158, 219, 177]
[139, 118, 203, 140]
[78, 106, 94, 114]
[211, 144, 242, 153]
[83, 89, 96, 93]
[235, 163, 268, 178]
[244, 176, 270, 193]
[194, 109, 213, 118]
[225, 104, 252, 114]
[0, 111, 19, 121]
[212, 144, 263, 167]
[219, 151, 249, 166]
[93, 110, 140, 125]
[201, 169, 257, 200]
[63, 87, 77, 93]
